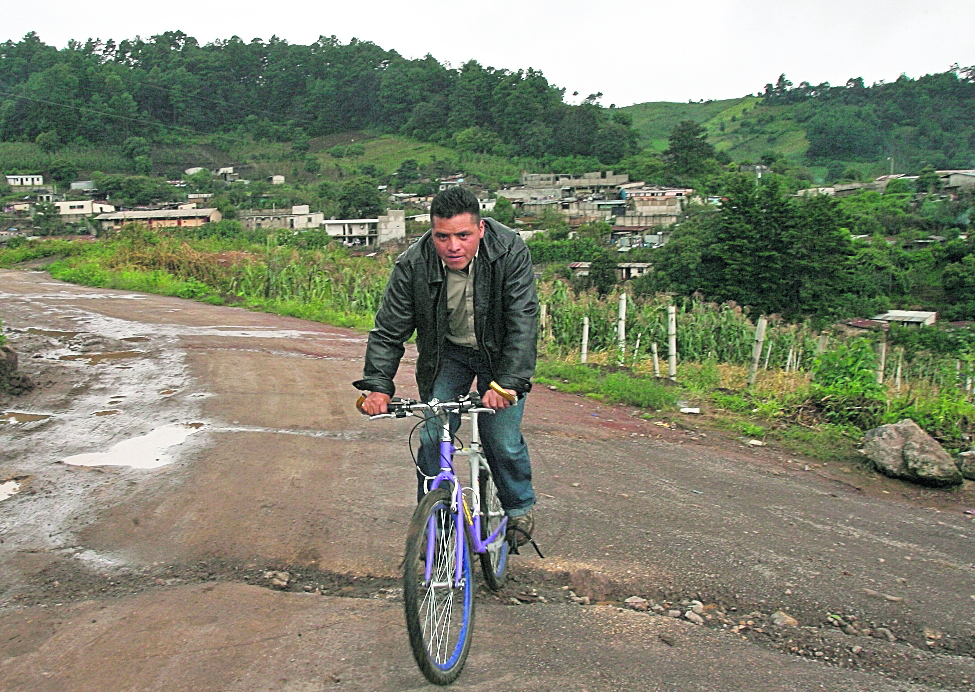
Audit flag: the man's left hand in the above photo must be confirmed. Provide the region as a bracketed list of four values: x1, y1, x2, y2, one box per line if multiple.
[482, 387, 516, 410]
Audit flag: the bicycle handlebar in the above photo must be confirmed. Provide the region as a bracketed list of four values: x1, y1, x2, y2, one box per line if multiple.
[356, 391, 501, 419]
[357, 381, 519, 417]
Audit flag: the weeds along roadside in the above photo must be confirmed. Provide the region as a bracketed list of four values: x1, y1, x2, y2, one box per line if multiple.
[2, 231, 974, 461]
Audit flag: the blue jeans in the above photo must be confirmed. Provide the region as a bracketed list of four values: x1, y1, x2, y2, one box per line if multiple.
[417, 341, 535, 517]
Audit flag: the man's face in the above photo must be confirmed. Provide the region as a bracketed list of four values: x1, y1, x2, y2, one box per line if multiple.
[431, 213, 484, 270]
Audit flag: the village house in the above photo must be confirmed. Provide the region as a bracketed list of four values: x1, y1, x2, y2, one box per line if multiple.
[5, 174, 44, 187]
[521, 171, 629, 195]
[871, 310, 937, 327]
[322, 210, 406, 246]
[54, 200, 115, 223]
[240, 205, 324, 231]
[5, 173, 57, 202]
[94, 208, 222, 232]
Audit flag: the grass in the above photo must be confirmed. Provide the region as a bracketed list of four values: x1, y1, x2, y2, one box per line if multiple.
[535, 361, 680, 410]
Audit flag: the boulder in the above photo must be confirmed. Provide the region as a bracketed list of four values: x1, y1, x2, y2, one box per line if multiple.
[862, 419, 963, 487]
[958, 450, 975, 481]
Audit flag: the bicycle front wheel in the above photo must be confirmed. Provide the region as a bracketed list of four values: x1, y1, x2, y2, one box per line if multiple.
[403, 487, 475, 685]
[478, 469, 509, 591]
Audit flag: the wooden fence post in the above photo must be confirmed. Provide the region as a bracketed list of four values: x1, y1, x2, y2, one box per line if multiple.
[876, 341, 887, 385]
[747, 316, 768, 387]
[651, 342, 660, 378]
[667, 305, 677, 381]
[632, 333, 642, 367]
[894, 346, 904, 396]
[581, 316, 589, 364]
[617, 293, 627, 365]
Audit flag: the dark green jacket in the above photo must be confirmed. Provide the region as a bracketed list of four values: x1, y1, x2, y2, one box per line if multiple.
[354, 218, 538, 401]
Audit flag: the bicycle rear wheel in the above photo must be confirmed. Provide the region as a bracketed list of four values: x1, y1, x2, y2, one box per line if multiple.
[403, 487, 475, 685]
[478, 469, 509, 591]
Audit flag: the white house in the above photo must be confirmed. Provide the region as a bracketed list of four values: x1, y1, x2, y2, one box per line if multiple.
[6, 174, 44, 187]
[322, 210, 406, 246]
[54, 200, 115, 222]
[871, 310, 937, 327]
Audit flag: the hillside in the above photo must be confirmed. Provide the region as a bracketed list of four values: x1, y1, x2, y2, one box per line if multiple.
[622, 68, 975, 180]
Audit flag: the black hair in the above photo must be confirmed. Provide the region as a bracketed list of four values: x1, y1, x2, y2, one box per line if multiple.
[430, 186, 480, 222]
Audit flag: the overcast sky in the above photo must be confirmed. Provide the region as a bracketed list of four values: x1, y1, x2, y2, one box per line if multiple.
[5, 1, 974, 107]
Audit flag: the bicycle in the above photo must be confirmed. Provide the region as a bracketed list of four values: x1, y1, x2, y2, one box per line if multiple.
[357, 387, 529, 685]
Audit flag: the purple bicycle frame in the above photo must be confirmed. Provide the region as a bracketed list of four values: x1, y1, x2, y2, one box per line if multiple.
[422, 406, 507, 585]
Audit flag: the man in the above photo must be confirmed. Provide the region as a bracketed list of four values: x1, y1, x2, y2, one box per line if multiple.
[355, 186, 538, 545]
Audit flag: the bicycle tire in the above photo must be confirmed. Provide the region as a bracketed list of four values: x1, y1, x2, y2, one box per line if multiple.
[403, 487, 475, 685]
[478, 469, 509, 591]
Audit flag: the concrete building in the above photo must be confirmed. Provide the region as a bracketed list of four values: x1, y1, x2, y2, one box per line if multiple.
[871, 310, 937, 327]
[54, 200, 115, 223]
[268, 175, 285, 185]
[5, 174, 44, 187]
[95, 208, 221, 232]
[322, 210, 406, 246]
[240, 205, 325, 231]
[521, 171, 629, 193]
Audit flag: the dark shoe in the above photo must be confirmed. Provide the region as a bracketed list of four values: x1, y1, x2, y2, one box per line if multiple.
[506, 509, 534, 547]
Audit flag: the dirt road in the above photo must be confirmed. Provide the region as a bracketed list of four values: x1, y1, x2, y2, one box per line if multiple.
[1, 268, 974, 691]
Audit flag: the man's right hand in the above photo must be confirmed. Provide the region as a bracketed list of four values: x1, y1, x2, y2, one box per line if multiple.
[360, 391, 392, 415]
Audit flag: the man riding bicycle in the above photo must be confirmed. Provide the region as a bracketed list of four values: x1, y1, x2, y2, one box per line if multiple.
[355, 186, 538, 546]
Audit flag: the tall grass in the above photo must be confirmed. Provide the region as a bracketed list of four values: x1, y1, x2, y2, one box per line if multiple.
[539, 282, 975, 449]
[1, 227, 391, 329]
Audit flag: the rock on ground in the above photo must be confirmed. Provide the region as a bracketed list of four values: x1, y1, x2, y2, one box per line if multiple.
[0, 344, 34, 395]
[958, 450, 975, 481]
[861, 419, 963, 487]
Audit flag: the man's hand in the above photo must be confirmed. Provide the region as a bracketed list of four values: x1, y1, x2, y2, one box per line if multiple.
[482, 386, 517, 410]
[360, 391, 391, 415]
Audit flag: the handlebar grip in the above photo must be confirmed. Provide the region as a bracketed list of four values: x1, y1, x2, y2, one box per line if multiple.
[355, 392, 368, 414]
[489, 381, 517, 404]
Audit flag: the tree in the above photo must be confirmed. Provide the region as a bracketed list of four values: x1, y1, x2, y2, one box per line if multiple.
[663, 120, 717, 180]
[33, 201, 64, 235]
[588, 249, 618, 296]
[396, 159, 420, 184]
[915, 165, 943, 194]
[942, 254, 975, 304]
[35, 130, 60, 153]
[339, 177, 384, 218]
[453, 126, 507, 156]
[491, 196, 516, 225]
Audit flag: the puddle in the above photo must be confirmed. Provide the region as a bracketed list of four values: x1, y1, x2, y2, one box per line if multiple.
[2, 411, 52, 424]
[94, 410, 120, 416]
[26, 328, 82, 338]
[63, 423, 204, 469]
[59, 350, 143, 365]
[121, 336, 150, 343]
[0, 480, 22, 501]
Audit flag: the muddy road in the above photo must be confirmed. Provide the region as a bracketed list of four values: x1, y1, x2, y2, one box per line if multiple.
[1, 268, 974, 691]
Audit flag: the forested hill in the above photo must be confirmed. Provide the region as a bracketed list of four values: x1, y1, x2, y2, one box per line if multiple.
[622, 68, 975, 179]
[2, 32, 973, 183]
[0, 31, 637, 165]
